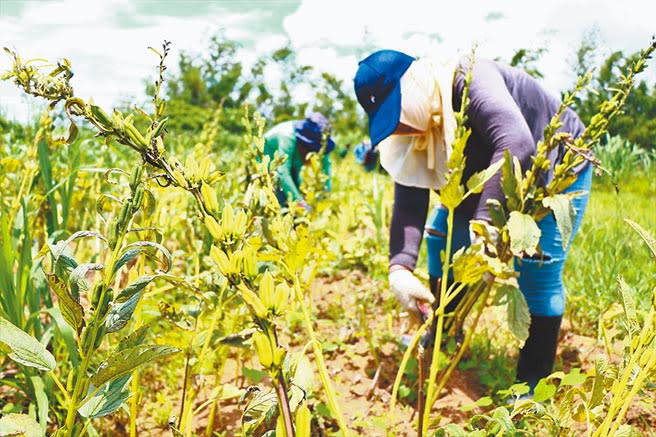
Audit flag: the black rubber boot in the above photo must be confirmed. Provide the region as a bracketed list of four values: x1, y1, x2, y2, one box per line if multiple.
[516, 315, 562, 390]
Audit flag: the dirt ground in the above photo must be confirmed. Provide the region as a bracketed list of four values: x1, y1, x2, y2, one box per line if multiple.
[128, 272, 655, 436]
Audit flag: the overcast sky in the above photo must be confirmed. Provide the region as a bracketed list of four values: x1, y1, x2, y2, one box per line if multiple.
[1, 0, 654, 122]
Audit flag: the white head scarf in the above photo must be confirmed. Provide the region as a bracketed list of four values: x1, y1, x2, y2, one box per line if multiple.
[379, 57, 457, 190]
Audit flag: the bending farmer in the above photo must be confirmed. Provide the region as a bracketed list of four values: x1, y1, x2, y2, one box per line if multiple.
[353, 50, 592, 390]
[263, 112, 335, 209]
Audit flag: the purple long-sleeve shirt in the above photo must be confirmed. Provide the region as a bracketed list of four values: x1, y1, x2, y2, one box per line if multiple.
[390, 58, 586, 270]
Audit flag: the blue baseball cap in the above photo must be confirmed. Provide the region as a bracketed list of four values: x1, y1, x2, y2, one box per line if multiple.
[354, 50, 415, 145]
[295, 112, 335, 153]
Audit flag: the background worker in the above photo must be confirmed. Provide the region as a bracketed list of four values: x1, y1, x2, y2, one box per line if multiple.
[263, 112, 335, 209]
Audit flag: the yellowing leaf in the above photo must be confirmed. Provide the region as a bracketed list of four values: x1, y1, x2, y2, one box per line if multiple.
[466, 159, 504, 194]
[543, 194, 575, 249]
[507, 211, 541, 257]
[0, 413, 42, 437]
[47, 274, 85, 335]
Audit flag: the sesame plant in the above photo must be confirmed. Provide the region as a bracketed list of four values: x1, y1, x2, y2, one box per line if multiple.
[2, 41, 346, 436]
[1, 34, 654, 437]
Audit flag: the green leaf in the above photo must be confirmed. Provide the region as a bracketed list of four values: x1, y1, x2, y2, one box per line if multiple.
[543, 194, 575, 249]
[501, 284, 530, 344]
[466, 159, 504, 194]
[625, 219, 656, 258]
[104, 291, 143, 333]
[30, 376, 48, 432]
[46, 307, 79, 366]
[90, 345, 179, 387]
[533, 379, 556, 402]
[507, 211, 541, 257]
[589, 357, 608, 408]
[500, 151, 521, 210]
[0, 413, 42, 437]
[117, 325, 150, 351]
[112, 249, 141, 273]
[618, 276, 639, 335]
[490, 407, 514, 433]
[439, 423, 467, 437]
[0, 316, 56, 371]
[114, 273, 178, 303]
[561, 368, 587, 386]
[46, 274, 84, 334]
[242, 367, 267, 384]
[475, 396, 493, 407]
[78, 375, 131, 419]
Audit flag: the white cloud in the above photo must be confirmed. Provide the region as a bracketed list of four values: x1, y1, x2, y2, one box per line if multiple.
[1, 0, 654, 122]
[285, 0, 656, 95]
[0, 0, 272, 121]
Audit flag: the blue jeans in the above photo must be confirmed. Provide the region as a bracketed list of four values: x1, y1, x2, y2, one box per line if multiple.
[425, 164, 593, 316]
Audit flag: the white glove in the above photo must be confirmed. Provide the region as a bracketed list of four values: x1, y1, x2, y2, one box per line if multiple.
[388, 268, 435, 314]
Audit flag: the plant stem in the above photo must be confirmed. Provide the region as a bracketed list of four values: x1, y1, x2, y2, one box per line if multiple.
[275, 369, 295, 437]
[417, 345, 425, 437]
[421, 208, 455, 433]
[292, 277, 348, 435]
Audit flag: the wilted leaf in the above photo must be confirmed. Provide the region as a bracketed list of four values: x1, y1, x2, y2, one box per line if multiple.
[0, 413, 42, 437]
[47, 274, 84, 334]
[543, 194, 575, 249]
[466, 159, 504, 194]
[51, 230, 106, 262]
[68, 262, 104, 291]
[114, 241, 172, 274]
[105, 291, 142, 333]
[0, 316, 56, 371]
[91, 345, 179, 387]
[78, 375, 131, 419]
[507, 211, 541, 257]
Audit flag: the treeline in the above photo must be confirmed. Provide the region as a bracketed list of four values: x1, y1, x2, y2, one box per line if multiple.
[2, 35, 654, 151]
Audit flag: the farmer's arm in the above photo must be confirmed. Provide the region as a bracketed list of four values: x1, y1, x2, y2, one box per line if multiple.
[274, 136, 303, 202]
[389, 183, 430, 270]
[322, 153, 332, 191]
[463, 59, 535, 221]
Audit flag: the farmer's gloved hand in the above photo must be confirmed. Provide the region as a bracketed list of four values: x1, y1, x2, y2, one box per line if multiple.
[388, 266, 434, 314]
[297, 200, 312, 212]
